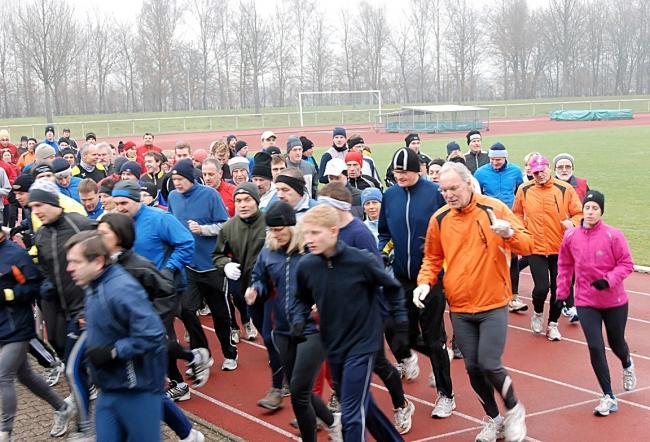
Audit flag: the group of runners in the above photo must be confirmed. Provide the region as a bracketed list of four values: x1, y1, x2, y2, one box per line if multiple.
[0, 124, 636, 442]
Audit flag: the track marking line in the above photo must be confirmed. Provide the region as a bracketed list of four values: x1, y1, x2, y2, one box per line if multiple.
[409, 426, 481, 441]
[519, 271, 650, 297]
[189, 389, 301, 440]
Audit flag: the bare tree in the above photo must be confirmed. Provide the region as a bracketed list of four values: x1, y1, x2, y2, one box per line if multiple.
[357, 2, 389, 90]
[544, 0, 584, 96]
[89, 13, 118, 113]
[0, 15, 13, 117]
[307, 10, 331, 93]
[191, 0, 219, 109]
[290, 0, 315, 91]
[13, 0, 77, 122]
[270, 1, 294, 106]
[138, 0, 182, 111]
[340, 9, 360, 91]
[389, 25, 413, 103]
[238, 0, 269, 113]
[213, 0, 235, 109]
[445, 0, 482, 101]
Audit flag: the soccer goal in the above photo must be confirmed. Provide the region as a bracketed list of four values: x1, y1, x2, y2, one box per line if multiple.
[298, 90, 382, 127]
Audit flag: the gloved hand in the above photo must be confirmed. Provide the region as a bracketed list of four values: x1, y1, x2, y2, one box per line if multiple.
[391, 322, 410, 359]
[86, 346, 117, 367]
[289, 321, 307, 344]
[381, 252, 394, 268]
[591, 278, 609, 291]
[412, 284, 430, 309]
[9, 225, 28, 238]
[224, 262, 241, 280]
[0, 289, 14, 305]
[244, 287, 257, 305]
[487, 209, 514, 239]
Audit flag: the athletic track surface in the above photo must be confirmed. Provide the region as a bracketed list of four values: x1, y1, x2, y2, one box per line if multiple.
[144, 114, 650, 440]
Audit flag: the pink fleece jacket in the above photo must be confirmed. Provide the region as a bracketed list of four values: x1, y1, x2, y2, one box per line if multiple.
[557, 220, 634, 309]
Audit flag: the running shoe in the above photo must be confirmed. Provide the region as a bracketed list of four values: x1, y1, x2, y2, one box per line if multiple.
[431, 394, 456, 418]
[221, 357, 238, 371]
[244, 320, 258, 341]
[230, 329, 241, 345]
[327, 412, 343, 442]
[198, 305, 211, 316]
[509, 297, 528, 313]
[401, 352, 420, 381]
[50, 396, 76, 437]
[180, 429, 205, 442]
[504, 402, 527, 441]
[88, 384, 98, 401]
[281, 380, 291, 397]
[475, 415, 504, 442]
[623, 361, 637, 391]
[530, 312, 544, 334]
[257, 388, 283, 411]
[186, 356, 214, 377]
[394, 399, 415, 434]
[0, 432, 10, 442]
[66, 431, 95, 441]
[546, 322, 562, 341]
[166, 381, 191, 401]
[594, 394, 618, 416]
[188, 348, 211, 388]
[46, 361, 65, 387]
[328, 394, 341, 413]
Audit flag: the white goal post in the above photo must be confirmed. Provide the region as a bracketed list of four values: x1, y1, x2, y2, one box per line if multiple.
[298, 90, 382, 127]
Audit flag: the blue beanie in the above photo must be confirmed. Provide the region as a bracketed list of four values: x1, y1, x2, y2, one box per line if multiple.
[446, 141, 460, 155]
[120, 161, 142, 177]
[171, 159, 195, 183]
[488, 142, 508, 158]
[333, 127, 347, 138]
[361, 187, 382, 206]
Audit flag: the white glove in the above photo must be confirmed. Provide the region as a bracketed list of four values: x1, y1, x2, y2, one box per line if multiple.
[412, 284, 430, 309]
[487, 209, 514, 239]
[224, 262, 241, 280]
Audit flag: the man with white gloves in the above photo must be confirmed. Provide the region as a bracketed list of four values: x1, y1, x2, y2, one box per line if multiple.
[415, 162, 533, 442]
[212, 183, 267, 371]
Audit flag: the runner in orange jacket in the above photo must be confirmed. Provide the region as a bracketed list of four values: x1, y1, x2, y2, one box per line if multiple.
[415, 162, 532, 442]
[512, 154, 582, 342]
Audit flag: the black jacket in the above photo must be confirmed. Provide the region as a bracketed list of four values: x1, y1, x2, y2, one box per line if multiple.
[34, 212, 96, 319]
[464, 151, 490, 174]
[293, 241, 407, 363]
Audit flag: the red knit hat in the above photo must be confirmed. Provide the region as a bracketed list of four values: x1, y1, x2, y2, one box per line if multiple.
[344, 151, 363, 166]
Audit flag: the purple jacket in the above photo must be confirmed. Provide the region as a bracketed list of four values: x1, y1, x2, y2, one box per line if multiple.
[557, 220, 634, 309]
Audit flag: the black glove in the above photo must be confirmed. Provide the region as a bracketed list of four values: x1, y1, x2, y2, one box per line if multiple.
[591, 278, 609, 291]
[289, 321, 307, 344]
[9, 225, 28, 238]
[86, 346, 117, 367]
[381, 253, 394, 268]
[391, 322, 410, 360]
[39, 280, 57, 302]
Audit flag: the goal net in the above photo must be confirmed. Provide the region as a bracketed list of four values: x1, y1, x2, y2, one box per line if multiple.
[298, 90, 382, 127]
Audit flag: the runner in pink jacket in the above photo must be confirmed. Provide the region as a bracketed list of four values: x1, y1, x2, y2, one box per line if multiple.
[557, 190, 636, 417]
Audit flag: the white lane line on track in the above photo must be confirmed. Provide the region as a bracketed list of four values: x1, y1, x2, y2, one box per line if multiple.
[189, 389, 301, 440]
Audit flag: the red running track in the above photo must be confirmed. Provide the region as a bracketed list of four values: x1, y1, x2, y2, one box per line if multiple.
[177, 270, 650, 441]
[104, 113, 650, 153]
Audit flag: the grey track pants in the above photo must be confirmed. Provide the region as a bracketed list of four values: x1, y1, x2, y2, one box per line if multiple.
[0, 341, 64, 433]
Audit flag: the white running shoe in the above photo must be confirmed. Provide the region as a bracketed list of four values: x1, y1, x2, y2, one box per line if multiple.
[594, 394, 618, 416]
[475, 415, 504, 442]
[327, 412, 343, 442]
[546, 322, 562, 341]
[431, 394, 456, 419]
[401, 352, 420, 381]
[394, 399, 415, 434]
[165, 381, 191, 402]
[198, 305, 211, 316]
[244, 321, 258, 341]
[221, 357, 238, 371]
[530, 312, 544, 334]
[504, 402, 526, 442]
[181, 428, 205, 442]
[46, 361, 65, 387]
[623, 361, 637, 391]
[509, 297, 528, 313]
[50, 397, 76, 437]
[230, 329, 240, 345]
[189, 348, 211, 388]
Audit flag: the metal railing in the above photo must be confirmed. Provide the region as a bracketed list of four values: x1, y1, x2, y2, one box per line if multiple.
[2, 98, 649, 139]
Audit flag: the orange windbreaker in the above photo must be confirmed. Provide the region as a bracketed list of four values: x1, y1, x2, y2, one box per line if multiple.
[512, 178, 582, 255]
[417, 193, 533, 313]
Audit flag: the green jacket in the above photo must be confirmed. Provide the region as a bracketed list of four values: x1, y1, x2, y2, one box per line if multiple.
[211, 211, 266, 289]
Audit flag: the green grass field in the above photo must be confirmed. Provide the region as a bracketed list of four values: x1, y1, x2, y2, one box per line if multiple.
[314, 125, 650, 265]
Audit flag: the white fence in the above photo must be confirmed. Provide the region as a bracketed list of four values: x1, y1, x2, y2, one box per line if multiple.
[2, 98, 649, 139]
